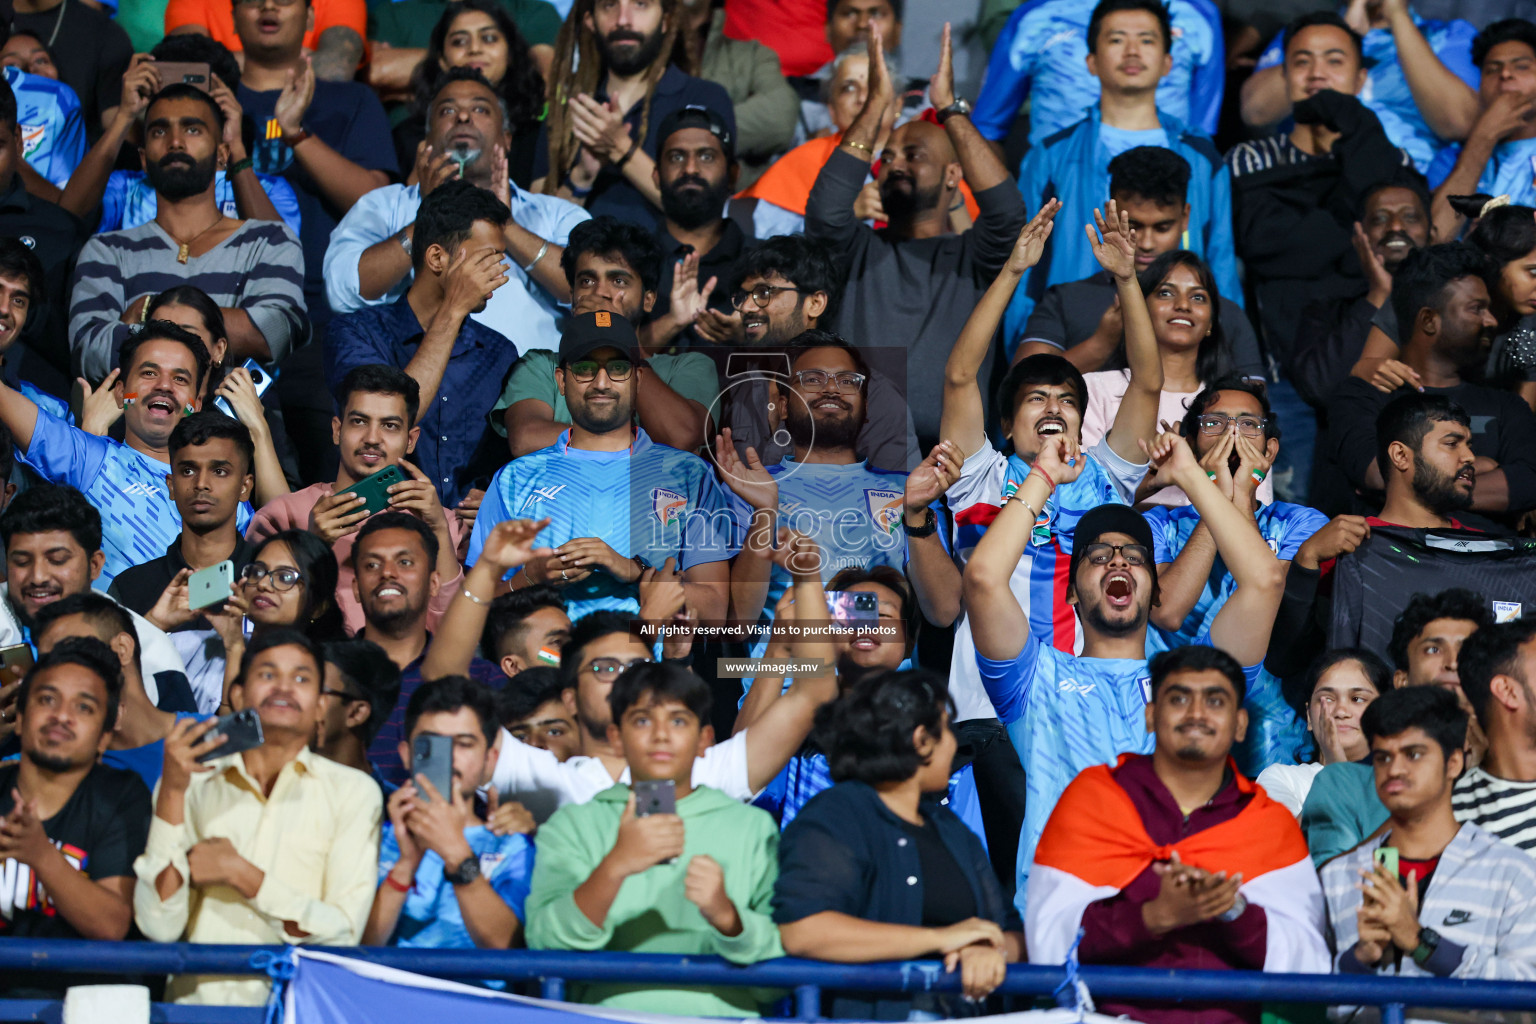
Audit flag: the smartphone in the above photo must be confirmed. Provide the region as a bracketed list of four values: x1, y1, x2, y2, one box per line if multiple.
[633, 778, 676, 817]
[196, 707, 264, 763]
[214, 359, 279, 419]
[826, 590, 878, 624]
[1374, 846, 1400, 877]
[412, 733, 455, 803]
[156, 61, 212, 92]
[188, 560, 234, 611]
[336, 463, 407, 517]
[0, 642, 34, 675]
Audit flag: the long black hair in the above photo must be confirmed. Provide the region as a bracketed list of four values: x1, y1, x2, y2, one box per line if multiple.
[251, 530, 346, 643]
[1106, 249, 1229, 385]
[410, 0, 544, 132]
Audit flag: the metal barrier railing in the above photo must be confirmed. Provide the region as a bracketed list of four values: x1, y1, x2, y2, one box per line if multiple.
[6, 939, 1536, 1023]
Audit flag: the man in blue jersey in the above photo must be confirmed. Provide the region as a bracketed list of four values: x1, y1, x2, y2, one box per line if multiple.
[1144, 379, 1329, 773]
[1004, 0, 1239, 341]
[974, 0, 1224, 147]
[1241, 0, 1478, 175]
[469, 311, 735, 622]
[714, 332, 911, 635]
[0, 64, 83, 189]
[963, 424, 1286, 909]
[0, 320, 252, 588]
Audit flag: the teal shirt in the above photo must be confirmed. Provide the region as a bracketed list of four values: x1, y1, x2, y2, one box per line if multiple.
[1300, 761, 1387, 867]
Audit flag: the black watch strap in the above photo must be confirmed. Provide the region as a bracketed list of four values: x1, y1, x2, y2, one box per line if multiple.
[446, 855, 482, 886]
[903, 507, 938, 538]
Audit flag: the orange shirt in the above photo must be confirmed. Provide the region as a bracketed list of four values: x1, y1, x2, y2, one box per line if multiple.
[738, 132, 981, 220]
[164, 0, 367, 59]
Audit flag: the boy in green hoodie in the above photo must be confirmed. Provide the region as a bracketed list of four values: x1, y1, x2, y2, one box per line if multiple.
[525, 660, 785, 1016]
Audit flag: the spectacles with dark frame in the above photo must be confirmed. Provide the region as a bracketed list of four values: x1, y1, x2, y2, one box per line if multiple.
[792, 369, 866, 393]
[731, 284, 801, 311]
[1081, 543, 1152, 567]
[240, 563, 306, 591]
[320, 687, 363, 702]
[1197, 413, 1268, 438]
[583, 656, 654, 678]
[566, 358, 634, 383]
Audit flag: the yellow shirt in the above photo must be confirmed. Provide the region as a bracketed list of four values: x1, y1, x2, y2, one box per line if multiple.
[133, 745, 383, 1005]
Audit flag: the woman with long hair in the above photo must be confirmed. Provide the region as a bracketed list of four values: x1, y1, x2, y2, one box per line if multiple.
[539, 0, 697, 212]
[396, 0, 546, 185]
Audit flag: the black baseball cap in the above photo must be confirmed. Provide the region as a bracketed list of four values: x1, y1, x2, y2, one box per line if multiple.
[559, 310, 639, 365]
[1069, 504, 1158, 589]
[656, 105, 735, 161]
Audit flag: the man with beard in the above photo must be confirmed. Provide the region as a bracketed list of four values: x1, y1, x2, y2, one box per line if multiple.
[0, 486, 192, 731]
[1320, 243, 1536, 522]
[249, 365, 465, 635]
[495, 216, 722, 457]
[714, 334, 917, 640]
[355, 512, 500, 788]
[1288, 179, 1433, 410]
[0, 321, 257, 588]
[1027, 645, 1329, 1015]
[538, 0, 736, 228]
[325, 69, 589, 359]
[805, 24, 1025, 452]
[468, 310, 735, 623]
[644, 105, 746, 350]
[0, 638, 150, 997]
[964, 425, 1286, 911]
[67, 84, 306, 383]
[326, 180, 516, 507]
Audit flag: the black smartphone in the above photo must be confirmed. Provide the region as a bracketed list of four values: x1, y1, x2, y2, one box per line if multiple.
[633, 778, 676, 816]
[412, 733, 455, 803]
[196, 707, 264, 763]
[335, 463, 406, 517]
[156, 61, 212, 92]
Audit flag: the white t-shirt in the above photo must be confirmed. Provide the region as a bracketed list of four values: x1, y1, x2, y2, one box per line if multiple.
[490, 727, 753, 823]
[944, 437, 1146, 723]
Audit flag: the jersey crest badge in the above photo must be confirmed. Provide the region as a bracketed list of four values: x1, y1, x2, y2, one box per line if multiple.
[865, 489, 903, 535]
[652, 487, 687, 527]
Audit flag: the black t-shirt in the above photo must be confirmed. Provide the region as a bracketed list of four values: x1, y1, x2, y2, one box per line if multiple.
[0, 761, 151, 939]
[901, 815, 976, 928]
[13, 0, 133, 141]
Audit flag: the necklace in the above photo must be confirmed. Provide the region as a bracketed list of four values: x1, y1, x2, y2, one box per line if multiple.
[169, 213, 227, 264]
[44, 0, 66, 47]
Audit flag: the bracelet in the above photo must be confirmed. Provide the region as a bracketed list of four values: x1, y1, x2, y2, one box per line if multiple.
[566, 178, 593, 198]
[282, 127, 310, 148]
[227, 156, 254, 175]
[1033, 466, 1056, 491]
[461, 586, 490, 606]
[843, 139, 874, 154]
[523, 240, 550, 273]
[383, 874, 411, 893]
[613, 136, 640, 169]
[1010, 497, 1039, 523]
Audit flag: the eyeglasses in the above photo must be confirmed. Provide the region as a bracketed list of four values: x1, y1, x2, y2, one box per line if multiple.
[566, 358, 634, 383]
[730, 284, 801, 311]
[1081, 543, 1151, 567]
[240, 563, 305, 591]
[1197, 413, 1268, 438]
[793, 369, 866, 393]
[583, 656, 653, 678]
[320, 687, 361, 702]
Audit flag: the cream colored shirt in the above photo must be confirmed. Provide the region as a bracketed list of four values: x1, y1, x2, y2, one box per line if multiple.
[132, 745, 382, 1005]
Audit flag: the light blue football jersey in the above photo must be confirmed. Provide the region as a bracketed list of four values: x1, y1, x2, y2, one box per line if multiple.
[4, 66, 84, 189]
[98, 170, 303, 236]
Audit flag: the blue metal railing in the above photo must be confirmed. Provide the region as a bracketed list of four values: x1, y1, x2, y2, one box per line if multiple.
[6, 939, 1536, 1022]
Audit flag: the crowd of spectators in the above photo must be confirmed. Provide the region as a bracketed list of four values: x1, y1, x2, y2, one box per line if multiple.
[7, 0, 1536, 1017]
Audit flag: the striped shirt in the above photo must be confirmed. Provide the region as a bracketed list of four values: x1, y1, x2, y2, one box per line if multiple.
[1226, 132, 1415, 179]
[1453, 766, 1536, 855]
[68, 218, 307, 380]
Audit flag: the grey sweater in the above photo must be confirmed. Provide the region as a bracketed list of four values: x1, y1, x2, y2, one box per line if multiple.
[69, 218, 307, 379]
[805, 148, 1028, 444]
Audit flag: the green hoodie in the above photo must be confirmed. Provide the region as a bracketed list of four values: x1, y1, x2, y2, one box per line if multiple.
[526, 783, 785, 1016]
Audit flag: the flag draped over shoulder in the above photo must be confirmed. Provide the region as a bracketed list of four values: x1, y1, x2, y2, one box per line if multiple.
[1024, 754, 1331, 973]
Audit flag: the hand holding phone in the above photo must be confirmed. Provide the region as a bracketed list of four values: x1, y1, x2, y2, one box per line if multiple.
[195, 708, 264, 763]
[336, 464, 407, 517]
[613, 781, 684, 873]
[188, 560, 234, 611]
[411, 733, 455, 804]
[1373, 846, 1399, 879]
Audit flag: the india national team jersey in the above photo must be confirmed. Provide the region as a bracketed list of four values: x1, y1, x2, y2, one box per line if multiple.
[728, 458, 910, 644]
[98, 170, 303, 235]
[1143, 499, 1328, 777]
[3, 67, 85, 189]
[468, 428, 737, 620]
[18, 410, 254, 589]
[945, 438, 1146, 723]
[982, 634, 1263, 914]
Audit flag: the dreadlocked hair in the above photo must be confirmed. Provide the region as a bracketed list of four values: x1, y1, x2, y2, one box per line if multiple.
[542, 0, 691, 196]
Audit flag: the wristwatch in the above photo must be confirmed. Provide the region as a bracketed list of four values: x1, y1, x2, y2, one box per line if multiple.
[903, 507, 938, 538]
[398, 230, 413, 257]
[446, 855, 482, 886]
[1412, 926, 1442, 966]
[936, 98, 972, 124]
[1216, 893, 1248, 923]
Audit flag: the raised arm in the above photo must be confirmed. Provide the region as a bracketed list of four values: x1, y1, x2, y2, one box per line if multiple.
[942, 201, 1060, 455]
[423, 518, 551, 679]
[929, 23, 1010, 195]
[1430, 93, 1535, 241]
[904, 441, 963, 626]
[1382, 0, 1478, 142]
[1091, 201, 1163, 464]
[276, 59, 391, 212]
